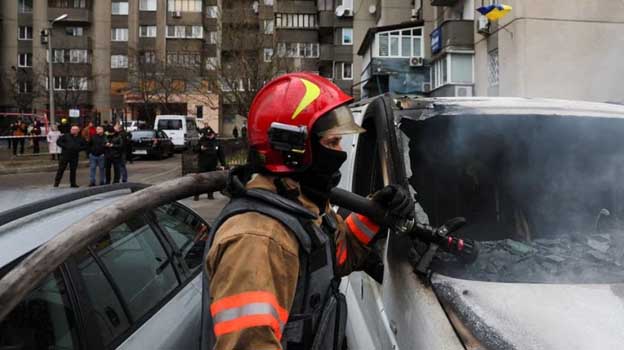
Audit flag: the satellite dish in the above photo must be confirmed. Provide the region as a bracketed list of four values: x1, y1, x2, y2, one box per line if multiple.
[335, 5, 346, 17]
[368, 5, 377, 14]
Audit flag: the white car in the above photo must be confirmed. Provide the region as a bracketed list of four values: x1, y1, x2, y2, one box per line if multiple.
[0, 185, 209, 349]
[339, 96, 624, 350]
[123, 120, 147, 132]
[154, 115, 199, 150]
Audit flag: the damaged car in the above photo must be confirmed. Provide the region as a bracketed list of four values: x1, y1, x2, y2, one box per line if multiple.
[338, 95, 624, 350]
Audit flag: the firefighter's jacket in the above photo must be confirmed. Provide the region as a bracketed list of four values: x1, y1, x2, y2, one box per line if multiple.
[201, 173, 382, 350]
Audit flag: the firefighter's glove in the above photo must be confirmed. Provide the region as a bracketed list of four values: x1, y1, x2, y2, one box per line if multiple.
[371, 185, 416, 222]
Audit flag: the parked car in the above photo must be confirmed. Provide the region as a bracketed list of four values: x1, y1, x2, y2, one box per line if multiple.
[154, 115, 199, 151]
[0, 185, 209, 350]
[123, 120, 147, 132]
[339, 95, 624, 350]
[130, 130, 174, 159]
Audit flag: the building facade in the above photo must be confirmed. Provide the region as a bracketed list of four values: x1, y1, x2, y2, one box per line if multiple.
[0, 0, 219, 129]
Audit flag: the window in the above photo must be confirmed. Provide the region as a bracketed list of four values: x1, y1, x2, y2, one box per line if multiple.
[140, 0, 157, 11]
[451, 54, 473, 84]
[111, 28, 129, 41]
[52, 49, 65, 63]
[168, 0, 202, 12]
[76, 250, 130, 347]
[263, 19, 274, 34]
[209, 32, 217, 44]
[158, 119, 183, 130]
[86, 217, 179, 321]
[342, 28, 352, 45]
[154, 204, 208, 276]
[276, 42, 319, 58]
[0, 272, 79, 350]
[166, 25, 201, 39]
[18, 26, 33, 40]
[48, 0, 86, 8]
[65, 26, 84, 36]
[70, 49, 88, 63]
[275, 13, 317, 29]
[342, 62, 353, 80]
[191, 25, 203, 38]
[264, 0, 273, 5]
[19, 81, 33, 93]
[18, 53, 33, 67]
[140, 25, 157, 38]
[19, 0, 33, 13]
[112, 1, 129, 15]
[207, 6, 218, 18]
[140, 50, 156, 64]
[205, 57, 217, 70]
[376, 27, 423, 58]
[167, 52, 201, 66]
[67, 77, 88, 90]
[488, 49, 499, 87]
[111, 55, 128, 68]
[264, 48, 273, 62]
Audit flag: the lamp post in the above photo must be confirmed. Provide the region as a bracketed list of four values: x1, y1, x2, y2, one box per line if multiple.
[47, 13, 68, 126]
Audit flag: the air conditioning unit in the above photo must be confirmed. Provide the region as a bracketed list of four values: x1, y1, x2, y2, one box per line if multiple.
[335, 5, 352, 17]
[409, 57, 424, 67]
[477, 15, 490, 34]
[455, 86, 473, 97]
[173, 11, 182, 18]
[342, 9, 353, 17]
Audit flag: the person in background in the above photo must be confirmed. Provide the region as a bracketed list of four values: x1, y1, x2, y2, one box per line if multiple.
[54, 125, 86, 188]
[232, 125, 239, 139]
[105, 124, 125, 183]
[117, 124, 130, 182]
[88, 126, 107, 186]
[81, 121, 96, 142]
[47, 125, 62, 160]
[194, 127, 226, 200]
[31, 122, 42, 154]
[124, 128, 134, 164]
[5, 123, 13, 150]
[11, 120, 27, 156]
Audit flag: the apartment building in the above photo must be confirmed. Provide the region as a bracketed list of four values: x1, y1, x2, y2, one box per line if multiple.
[474, 0, 624, 102]
[0, 0, 219, 129]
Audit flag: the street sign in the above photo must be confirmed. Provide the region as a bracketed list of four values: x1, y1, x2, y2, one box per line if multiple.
[431, 27, 442, 55]
[69, 109, 80, 118]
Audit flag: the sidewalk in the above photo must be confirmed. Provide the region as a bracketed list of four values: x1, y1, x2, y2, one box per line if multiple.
[0, 144, 88, 175]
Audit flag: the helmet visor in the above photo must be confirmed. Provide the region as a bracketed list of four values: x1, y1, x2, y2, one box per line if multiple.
[313, 106, 365, 137]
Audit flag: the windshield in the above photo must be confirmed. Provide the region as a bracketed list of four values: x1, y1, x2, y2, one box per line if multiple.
[157, 119, 182, 130]
[400, 114, 624, 284]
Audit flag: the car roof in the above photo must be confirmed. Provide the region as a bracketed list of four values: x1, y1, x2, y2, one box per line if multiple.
[392, 97, 624, 121]
[0, 188, 133, 269]
[155, 115, 193, 119]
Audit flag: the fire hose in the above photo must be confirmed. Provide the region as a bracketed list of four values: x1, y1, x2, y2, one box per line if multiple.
[329, 188, 480, 264]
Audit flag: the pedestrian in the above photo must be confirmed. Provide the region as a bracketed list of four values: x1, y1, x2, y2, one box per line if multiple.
[11, 121, 27, 156]
[117, 124, 130, 182]
[81, 121, 95, 142]
[124, 128, 134, 164]
[47, 125, 62, 160]
[88, 126, 107, 186]
[241, 125, 247, 140]
[31, 122, 42, 154]
[4, 123, 13, 150]
[200, 73, 415, 350]
[193, 128, 226, 200]
[104, 124, 124, 184]
[232, 125, 239, 139]
[54, 125, 87, 188]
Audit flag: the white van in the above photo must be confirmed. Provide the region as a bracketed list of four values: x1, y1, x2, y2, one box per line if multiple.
[154, 115, 199, 150]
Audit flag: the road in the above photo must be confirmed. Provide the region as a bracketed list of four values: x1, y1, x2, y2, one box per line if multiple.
[0, 154, 228, 222]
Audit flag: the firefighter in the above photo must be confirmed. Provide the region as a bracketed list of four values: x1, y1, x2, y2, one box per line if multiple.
[201, 73, 415, 350]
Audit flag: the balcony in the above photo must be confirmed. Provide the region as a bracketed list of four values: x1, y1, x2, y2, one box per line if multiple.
[431, 0, 458, 6]
[320, 44, 333, 61]
[48, 7, 91, 24]
[431, 20, 474, 57]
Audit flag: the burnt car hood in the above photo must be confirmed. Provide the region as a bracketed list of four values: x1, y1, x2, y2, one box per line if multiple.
[431, 273, 624, 350]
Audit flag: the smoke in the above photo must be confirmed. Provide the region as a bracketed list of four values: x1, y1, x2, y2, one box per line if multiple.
[402, 113, 624, 283]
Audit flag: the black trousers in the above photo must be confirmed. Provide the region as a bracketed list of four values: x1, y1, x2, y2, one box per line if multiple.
[12, 138, 24, 155]
[55, 156, 79, 186]
[32, 138, 40, 154]
[105, 157, 121, 184]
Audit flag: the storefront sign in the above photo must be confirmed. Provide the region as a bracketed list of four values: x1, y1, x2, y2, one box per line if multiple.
[431, 27, 442, 55]
[69, 109, 80, 118]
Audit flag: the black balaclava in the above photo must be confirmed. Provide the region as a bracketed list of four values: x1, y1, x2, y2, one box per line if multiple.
[296, 135, 347, 211]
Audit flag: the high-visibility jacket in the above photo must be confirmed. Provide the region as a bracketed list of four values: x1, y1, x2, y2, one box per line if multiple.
[201, 173, 382, 350]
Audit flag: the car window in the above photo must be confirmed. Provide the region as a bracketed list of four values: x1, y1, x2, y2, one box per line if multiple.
[75, 249, 131, 347]
[158, 131, 168, 139]
[88, 216, 179, 321]
[132, 131, 155, 140]
[157, 119, 182, 130]
[153, 204, 209, 278]
[0, 271, 80, 350]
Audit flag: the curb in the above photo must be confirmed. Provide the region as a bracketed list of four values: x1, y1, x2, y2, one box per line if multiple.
[0, 161, 89, 176]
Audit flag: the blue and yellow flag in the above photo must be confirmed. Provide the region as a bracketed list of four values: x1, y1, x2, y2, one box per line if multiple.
[477, 4, 512, 21]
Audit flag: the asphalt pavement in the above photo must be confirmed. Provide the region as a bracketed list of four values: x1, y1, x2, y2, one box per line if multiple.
[0, 154, 229, 223]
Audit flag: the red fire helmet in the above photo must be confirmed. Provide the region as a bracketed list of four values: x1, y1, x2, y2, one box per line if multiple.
[248, 72, 362, 173]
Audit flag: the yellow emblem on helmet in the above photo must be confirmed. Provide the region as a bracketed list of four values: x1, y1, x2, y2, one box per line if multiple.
[291, 78, 321, 120]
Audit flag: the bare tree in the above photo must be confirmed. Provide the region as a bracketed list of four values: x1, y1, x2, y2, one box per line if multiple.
[2, 66, 46, 113]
